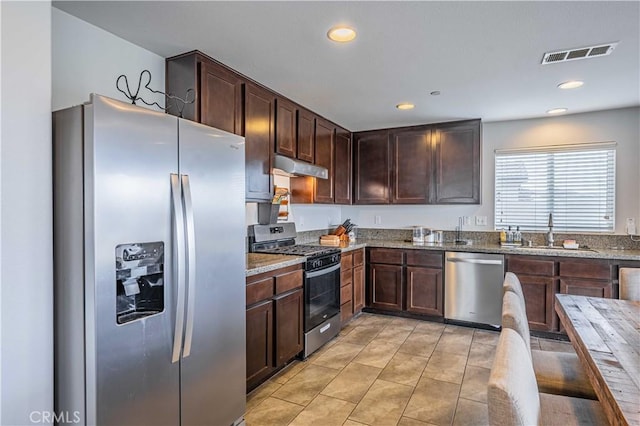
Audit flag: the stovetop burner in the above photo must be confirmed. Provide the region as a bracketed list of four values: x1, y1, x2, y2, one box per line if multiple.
[248, 222, 340, 259]
[255, 244, 340, 258]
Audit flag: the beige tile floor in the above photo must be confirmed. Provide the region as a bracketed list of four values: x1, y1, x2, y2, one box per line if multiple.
[245, 313, 575, 426]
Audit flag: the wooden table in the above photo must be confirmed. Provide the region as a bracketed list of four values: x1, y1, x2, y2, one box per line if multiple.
[555, 294, 640, 426]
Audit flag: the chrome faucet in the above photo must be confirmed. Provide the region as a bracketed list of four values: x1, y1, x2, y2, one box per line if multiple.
[546, 213, 554, 247]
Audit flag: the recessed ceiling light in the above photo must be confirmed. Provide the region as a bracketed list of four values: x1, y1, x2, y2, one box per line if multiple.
[327, 26, 356, 43]
[558, 80, 584, 89]
[547, 108, 568, 114]
[430, 91, 441, 96]
[396, 103, 415, 110]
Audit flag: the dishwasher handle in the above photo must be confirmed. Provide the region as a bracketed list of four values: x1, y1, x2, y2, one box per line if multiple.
[446, 257, 503, 266]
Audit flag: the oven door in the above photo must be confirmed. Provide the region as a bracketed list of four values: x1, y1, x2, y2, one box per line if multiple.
[304, 263, 341, 332]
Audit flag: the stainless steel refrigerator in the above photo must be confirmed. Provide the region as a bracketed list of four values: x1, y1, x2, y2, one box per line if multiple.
[53, 94, 246, 426]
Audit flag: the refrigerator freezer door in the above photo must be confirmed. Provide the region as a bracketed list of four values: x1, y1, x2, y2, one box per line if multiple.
[88, 95, 180, 425]
[177, 118, 246, 425]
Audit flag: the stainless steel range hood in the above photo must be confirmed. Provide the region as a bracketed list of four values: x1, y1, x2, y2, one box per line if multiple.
[273, 154, 328, 179]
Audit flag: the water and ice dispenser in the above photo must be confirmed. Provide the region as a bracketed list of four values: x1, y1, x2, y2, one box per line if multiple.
[115, 242, 164, 324]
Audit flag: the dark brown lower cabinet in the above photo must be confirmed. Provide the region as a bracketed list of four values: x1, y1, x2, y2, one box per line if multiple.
[406, 266, 443, 316]
[367, 248, 443, 318]
[353, 263, 365, 313]
[505, 255, 558, 332]
[246, 264, 303, 391]
[506, 254, 623, 335]
[369, 263, 403, 311]
[520, 275, 558, 331]
[274, 289, 303, 366]
[340, 249, 366, 326]
[245, 300, 273, 387]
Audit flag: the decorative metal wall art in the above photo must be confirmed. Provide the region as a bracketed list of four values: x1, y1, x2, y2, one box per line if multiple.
[116, 69, 193, 117]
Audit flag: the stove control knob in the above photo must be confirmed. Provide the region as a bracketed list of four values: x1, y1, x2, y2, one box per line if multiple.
[312, 260, 322, 269]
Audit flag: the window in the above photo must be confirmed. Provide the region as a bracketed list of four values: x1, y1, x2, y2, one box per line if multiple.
[495, 142, 615, 232]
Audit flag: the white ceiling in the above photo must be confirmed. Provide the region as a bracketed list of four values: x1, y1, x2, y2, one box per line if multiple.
[53, 1, 640, 131]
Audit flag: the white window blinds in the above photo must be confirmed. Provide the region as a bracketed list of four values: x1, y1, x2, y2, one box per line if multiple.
[495, 142, 616, 232]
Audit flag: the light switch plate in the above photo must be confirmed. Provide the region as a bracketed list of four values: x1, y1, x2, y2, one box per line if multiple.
[475, 216, 488, 226]
[626, 218, 636, 235]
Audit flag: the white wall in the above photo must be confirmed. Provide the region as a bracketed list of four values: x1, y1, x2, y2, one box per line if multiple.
[52, 8, 165, 111]
[1, 1, 53, 424]
[342, 107, 640, 234]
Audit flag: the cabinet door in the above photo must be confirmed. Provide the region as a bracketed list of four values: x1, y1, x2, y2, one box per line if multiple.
[274, 289, 303, 367]
[245, 84, 275, 202]
[297, 108, 315, 163]
[246, 300, 273, 388]
[369, 263, 403, 311]
[199, 60, 243, 135]
[353, 131, 390, 204]
[431, 120, 480, 204]
[406, 266, 443, 316]
[560, 279, 613, 298]
[519, 275, 558, 332]
[275, 97, 297, 158]
[390, 128, 431, 204]
[334, 127, 352, 204]
[314, 119, 335, 203]
[353, 264, 365, 313]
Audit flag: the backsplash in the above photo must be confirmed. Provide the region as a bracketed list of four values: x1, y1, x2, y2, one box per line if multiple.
[296, 227, 640, 250]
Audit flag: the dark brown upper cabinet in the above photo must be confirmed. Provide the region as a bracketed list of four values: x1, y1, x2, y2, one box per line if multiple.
[275, 97, 297, 158]
[165, 52, 243, 136]
[353, 119, 481, 205]
[313, 118, 335, 203]
[245, 83, 275, 202]
[390, 128, 431, 204]
[296, 108, 315, 163]
[431, 120, 481, 204]
[334, 126, 352, 205]
[353, 130, 391, 204]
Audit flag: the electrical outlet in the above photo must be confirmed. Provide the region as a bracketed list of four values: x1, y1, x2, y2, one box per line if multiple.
[626, 218, 637, 235]
[299, 216, 304, 226]
[374, 215, 382, 225]
[475, 216, 488, 226]
[462, 216, 471, 226]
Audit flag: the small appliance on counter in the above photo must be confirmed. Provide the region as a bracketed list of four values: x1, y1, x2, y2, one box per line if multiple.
[413, 227, 442, 244]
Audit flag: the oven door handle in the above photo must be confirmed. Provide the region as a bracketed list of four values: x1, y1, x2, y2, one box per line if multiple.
[305, 263, 341, 278]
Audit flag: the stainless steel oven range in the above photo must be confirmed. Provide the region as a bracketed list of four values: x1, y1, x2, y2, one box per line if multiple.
[248, 222, 341, 357]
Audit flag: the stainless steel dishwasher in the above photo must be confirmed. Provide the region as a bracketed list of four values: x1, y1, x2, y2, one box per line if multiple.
[444, 251, 505, 328]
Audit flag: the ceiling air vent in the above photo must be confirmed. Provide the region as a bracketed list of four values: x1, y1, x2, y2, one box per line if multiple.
[541, 42, 618, 65]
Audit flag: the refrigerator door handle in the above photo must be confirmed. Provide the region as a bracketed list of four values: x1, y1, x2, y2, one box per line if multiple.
[181, 174, 197, 358]
[171, 173, 187, 363]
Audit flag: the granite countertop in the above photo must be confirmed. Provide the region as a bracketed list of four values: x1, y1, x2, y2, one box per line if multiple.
[246, 253, 304, 277]
[358, 239, 640, 261]
[246, 239, 640, 276]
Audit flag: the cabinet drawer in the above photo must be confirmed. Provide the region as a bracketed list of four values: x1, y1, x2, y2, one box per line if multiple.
[353, 249, 364, 266]
[369, 248, 403, 265]
[507, 255, 556, 277]
[341, 269, 352, 286]
[558, 260, 611, 280]
[341, 253, 353, 270]
[406, 250, 442, 268]
[275, 269, 303, 294]
[341, 284, 352, 303]
[560, 279, 613, 298]
[246, 277, 274, 306]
